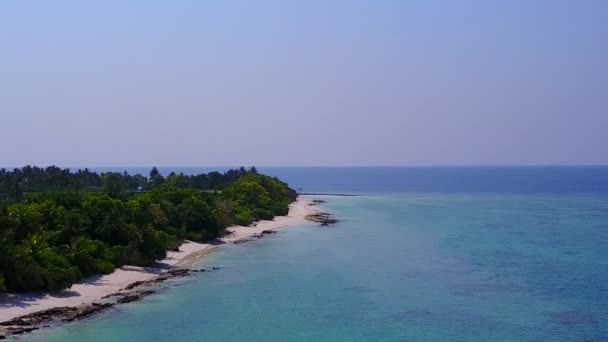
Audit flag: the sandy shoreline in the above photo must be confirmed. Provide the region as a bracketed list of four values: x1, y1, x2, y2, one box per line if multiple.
[0, 197, 317, 322]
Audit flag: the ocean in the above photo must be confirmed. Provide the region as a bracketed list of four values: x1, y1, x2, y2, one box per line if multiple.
[22, 167, 608, 341]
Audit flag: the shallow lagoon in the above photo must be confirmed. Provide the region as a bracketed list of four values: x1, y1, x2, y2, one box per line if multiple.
[24, 192, 608, 341]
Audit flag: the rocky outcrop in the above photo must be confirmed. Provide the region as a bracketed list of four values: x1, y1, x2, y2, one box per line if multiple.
[305, 212, 339, 226]
[0, 302, 116, 331]
[5, 326, 39, 335]
[117, 294, 141, 304]
[0, 266, 221, 338]
[63, 302, 114, 322]
[232, 229, 278, 244]
[121, 268, 194, 291]
[1, 306, 78, 327]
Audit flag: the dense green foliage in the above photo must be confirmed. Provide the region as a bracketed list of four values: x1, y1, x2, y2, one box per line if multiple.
[0, 166, 296, 293]
[0, 166, 261, 201]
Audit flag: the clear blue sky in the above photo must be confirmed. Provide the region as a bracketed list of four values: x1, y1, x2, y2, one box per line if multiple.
[1, 0, 607, 166]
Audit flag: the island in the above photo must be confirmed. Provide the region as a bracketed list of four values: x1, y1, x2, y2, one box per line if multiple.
[0, 166, 334, 337]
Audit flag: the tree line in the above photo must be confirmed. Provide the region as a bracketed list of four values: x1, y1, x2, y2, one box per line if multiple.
[0, 166, 262, 201]
[0, 166, 296, 293]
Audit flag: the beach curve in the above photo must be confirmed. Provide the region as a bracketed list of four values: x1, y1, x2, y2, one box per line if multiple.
[0, 197, 318, 323]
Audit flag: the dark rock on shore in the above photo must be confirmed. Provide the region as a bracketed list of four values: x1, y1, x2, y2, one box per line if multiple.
[6, 326, 39, 335]
[121, 268, 193, 291]
[166, 268, 191, 277]
[63, 303, 114, 322]
[0, 302, 116, 331]
[0, 266, 214, 338]
[139, 290, 156, 296]
[234, 230, 276, 243]
[123, 280, 147, 291]
[115, 289, 157, 304]
[0, 318, 31, 327]
[117, 294, 141, 304]
[101, 292, 125, 299]
[1, 306, 77, 326]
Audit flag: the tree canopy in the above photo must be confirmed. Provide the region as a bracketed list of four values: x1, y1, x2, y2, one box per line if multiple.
[0, 166, 296, 293]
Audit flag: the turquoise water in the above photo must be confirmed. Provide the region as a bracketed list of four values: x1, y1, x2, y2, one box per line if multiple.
[23, 191, 608, 341]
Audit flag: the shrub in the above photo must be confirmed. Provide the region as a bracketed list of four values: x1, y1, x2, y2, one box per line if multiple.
[42, 266, 79, 292]
[95, 259, 115, 274]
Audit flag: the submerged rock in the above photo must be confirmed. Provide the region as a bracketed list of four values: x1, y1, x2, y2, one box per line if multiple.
[6, 326, 38, 335]
[121, 268, 192, 291]
[139, 290, 156, 296]
[305, 213, 339, 226]
[117, 294, 141, 304]
[166, 268, 192, 277]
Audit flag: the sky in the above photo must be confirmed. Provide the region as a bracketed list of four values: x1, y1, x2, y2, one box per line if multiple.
[1, 0, 607, 167]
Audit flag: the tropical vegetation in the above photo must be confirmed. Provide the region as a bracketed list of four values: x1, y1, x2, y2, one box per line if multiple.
[0, 166, 296, 292]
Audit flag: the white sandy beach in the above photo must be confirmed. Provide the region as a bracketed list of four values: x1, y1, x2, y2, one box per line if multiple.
[0, 197, 316, 322]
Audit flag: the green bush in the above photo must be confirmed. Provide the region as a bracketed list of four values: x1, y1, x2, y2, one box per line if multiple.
[72, 251, 98, 276]
[4, 256, 47, 292]
[272, 203, 289, 216]
[109, 245, 132, 267]
[38, 248, 72, 269]
[185, 230, 206, 241]
[42, 266, 79, 292]
[234, 210, 254, 226]
[253, 208, 273, 220]
[95, 259, 115, 274]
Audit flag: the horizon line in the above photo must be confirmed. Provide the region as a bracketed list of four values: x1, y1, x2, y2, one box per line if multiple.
[3, 164, 608, 169]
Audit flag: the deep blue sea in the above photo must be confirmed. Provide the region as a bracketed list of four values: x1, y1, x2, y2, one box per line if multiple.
[23, 167, 608, 341]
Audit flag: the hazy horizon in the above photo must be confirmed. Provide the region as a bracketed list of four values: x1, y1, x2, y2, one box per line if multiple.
[5, 164, 608, 170]
[2, 1, 607, 166]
